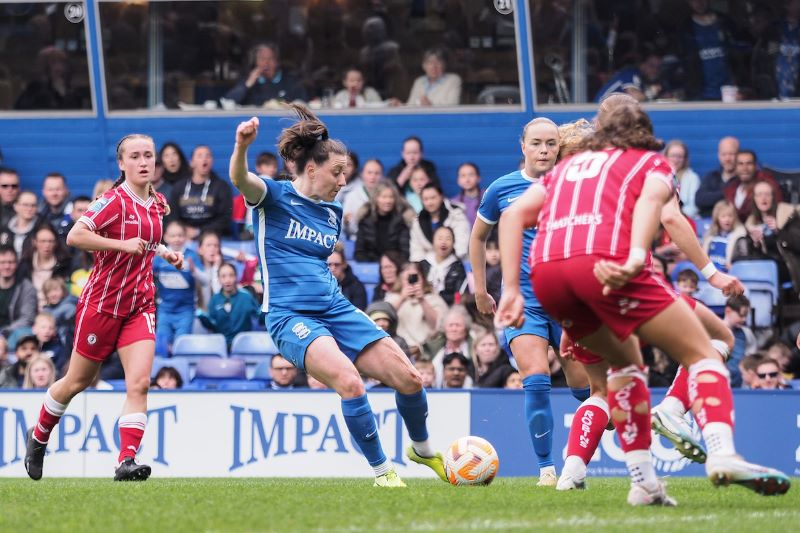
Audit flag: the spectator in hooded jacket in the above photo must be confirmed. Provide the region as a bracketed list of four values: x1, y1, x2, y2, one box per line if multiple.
[366, 300, 411, 358]
[327, 248, 367, 310]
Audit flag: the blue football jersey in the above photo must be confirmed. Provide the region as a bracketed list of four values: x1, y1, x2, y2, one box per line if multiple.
[477, 169, 541, 304]
[250, 178, 342, 312]
[153, 248, 200, 313]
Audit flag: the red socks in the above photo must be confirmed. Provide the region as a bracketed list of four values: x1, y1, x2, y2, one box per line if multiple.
[566, 396, 609, 465]
[118, 413, 147, 462]
[665, 365, 691, 412]
[607, 366, 651, 453]
[688, 359, 734, 429]
[33, 390, 68, 444]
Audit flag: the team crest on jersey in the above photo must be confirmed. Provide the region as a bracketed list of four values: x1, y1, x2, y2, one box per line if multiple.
[87, 333, 97, 345]
[325, 207, 338, 229]
[87, 196, 111, 214]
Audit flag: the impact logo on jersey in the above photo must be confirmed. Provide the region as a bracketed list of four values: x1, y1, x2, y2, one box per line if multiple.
[87, 196, 112, 214]
[285, 218, 338, 250]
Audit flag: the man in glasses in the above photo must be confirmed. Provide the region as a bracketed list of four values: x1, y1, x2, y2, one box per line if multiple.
[0, 168, 20, 228]
[753, 358, 787, 390]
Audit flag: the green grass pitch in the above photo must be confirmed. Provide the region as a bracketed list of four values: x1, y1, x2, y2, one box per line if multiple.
[1, 477, 797, 532]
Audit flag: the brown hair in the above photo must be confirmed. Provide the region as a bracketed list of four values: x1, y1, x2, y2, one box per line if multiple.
[520, 117, 558, 143]
[113, 134, 170, 215]
[277, 103, 347, 176]
[580, 103, 663, 152]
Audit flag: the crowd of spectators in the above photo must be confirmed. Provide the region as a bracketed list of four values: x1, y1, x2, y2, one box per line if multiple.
[0, 127, 799, 392]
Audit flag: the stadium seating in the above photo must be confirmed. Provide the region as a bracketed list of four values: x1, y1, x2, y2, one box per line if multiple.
[106, 379, 127, 390]
[695, 284, 727, 317]
[230, 331, 279, 357]
[152, 357, 191, 384]
[730, 260, 779, 328]
[218, 380, 265, 391]
[172, 334, 228, 358]
[364, 283, 377, 305]
[194, 357, 247, 379]
[350, 262, 380, 284]
[252, 360, 272, 381]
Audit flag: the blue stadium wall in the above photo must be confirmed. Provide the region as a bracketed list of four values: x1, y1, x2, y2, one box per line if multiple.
[2, 108, 799, 198]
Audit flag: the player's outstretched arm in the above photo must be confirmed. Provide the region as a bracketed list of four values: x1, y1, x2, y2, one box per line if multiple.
[229, 117, 267, 205]
[67, 221, 146, 254]
[660, 197, 744, 296]
[469, 218, 496, 315]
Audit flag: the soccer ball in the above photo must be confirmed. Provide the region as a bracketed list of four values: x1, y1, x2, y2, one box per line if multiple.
[444, 436, 499, 486]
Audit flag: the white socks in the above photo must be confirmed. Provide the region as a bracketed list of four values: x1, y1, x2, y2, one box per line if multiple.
[412, 439, 433, 458]
[373, 460, 392, 477]
[702, 422, 736, 457]
[626, 450, 658, 488]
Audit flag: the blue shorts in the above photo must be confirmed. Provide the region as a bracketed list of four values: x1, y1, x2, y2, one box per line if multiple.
[266, 294, 388, 370]
[503, 304, 562, 352]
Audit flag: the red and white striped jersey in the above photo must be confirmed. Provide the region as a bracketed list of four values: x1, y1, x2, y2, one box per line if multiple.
[531, 148, 674, 265]
[78, 183, 166, 318]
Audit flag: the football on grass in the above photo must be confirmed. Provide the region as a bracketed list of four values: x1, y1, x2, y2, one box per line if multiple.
[444, 436, 499, 486]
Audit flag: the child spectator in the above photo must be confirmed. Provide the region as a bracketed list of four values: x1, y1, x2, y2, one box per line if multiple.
[153, 221, 201, 354]
[503, 369, 523, 389]
[405, 165, 433, 213]
[22, 355, 55, 389]
[414, 359, 436, 388]
[767, 340, 800, 380]
[194, 230, 223, 311]
[203, 262, 260, 347]
[675, 268, 699, 299]
[484, 239, 502, 304]
[91, 178, 113, 199]
[152, 366, 183, 390]
[702, 199, 748, 272]
[723, 294, 757, 387]
[32, 312, 67, 375]
[739, 353, 763, 389]
[334, 67, 383, 108]
[420, 226, 467, 306]
[41, 277, 77, 345]
[450, 162, 482, 226]
[60, 195, 91, 245]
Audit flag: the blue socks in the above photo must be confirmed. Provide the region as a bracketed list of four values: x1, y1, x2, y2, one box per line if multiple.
[395, 389, 429, 442]
[341, 395, 386, 467]
[571, 386, 591, 402]
[523, 373, 554, 468]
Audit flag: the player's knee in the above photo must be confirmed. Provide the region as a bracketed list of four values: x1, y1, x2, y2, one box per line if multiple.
[397, 366, 423, 394]
[337, 372, 365, 398]
[127, 374, 151, 396]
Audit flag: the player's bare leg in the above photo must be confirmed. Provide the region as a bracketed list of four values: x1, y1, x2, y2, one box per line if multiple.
[26, 351, 100, 480]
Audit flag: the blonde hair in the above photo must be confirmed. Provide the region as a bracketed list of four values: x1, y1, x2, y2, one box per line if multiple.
[114, 134, 170, 215]
[23, 356, 56, 389]
[557, 118, 593, 161]
[707, 200, 743, 238]
[92, 179, 114, 199]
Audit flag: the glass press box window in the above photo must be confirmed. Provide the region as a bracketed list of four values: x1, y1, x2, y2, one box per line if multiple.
[531, 0, 799, 105]
[0, 1, 92, 111]
[97, 0, 523, 111]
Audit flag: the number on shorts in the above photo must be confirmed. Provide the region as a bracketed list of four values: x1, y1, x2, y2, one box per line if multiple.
[144, 312, 156, 335]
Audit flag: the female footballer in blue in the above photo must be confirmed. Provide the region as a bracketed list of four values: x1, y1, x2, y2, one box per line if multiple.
[229, 105, 445, 487]
[468, 117, 590, 486]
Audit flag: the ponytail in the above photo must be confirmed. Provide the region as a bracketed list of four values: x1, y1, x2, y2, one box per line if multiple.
[277, 103, 346, 174]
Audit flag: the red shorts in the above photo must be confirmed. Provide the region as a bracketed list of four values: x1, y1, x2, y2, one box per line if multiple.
[73, 303, 156, 362]
[569, 340, 604, 365]
[680, 293, 698, 310]
[531, 255, 678, 344]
